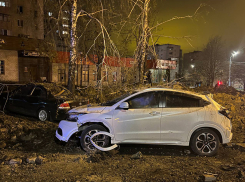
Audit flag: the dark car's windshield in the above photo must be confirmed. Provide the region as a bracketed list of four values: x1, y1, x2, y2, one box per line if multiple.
[36, 83, 73, 99]
[101, 91, 137, 106]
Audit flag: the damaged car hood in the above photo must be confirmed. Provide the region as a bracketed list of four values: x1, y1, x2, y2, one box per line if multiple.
[68, 105, 109, 114]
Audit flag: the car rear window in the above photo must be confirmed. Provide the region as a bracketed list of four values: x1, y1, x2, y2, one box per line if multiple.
[165, 92, 200, 108]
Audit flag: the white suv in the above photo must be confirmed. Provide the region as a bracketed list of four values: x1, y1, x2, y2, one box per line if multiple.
[56, 88, 232, 156]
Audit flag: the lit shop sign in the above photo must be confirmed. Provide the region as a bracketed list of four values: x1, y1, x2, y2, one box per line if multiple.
[156, 59, 176, 69]
[0, 39, 5, 44]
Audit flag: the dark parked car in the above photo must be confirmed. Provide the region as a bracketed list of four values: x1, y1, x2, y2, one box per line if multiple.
[0, 83, 88, 121]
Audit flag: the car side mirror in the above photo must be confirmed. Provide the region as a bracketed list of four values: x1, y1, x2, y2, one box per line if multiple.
[119, 102, 129, 109]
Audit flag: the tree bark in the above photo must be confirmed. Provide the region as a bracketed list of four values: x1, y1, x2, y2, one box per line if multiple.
[68, 0, 77, 93]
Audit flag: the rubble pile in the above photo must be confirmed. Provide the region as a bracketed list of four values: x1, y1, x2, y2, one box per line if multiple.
[214, 92, 245, 143]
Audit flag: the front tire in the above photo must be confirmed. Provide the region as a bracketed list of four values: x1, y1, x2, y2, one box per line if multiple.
[80, 125, 110, 153]
[190, 129, 220, 156]
[38, 108, 49, 121]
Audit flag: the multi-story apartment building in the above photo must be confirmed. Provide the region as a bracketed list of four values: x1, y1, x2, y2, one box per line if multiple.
[0, 0, 46, 83]
[154, 44, 181, 60]
[44, 1, 70, 52]
[183, 51, 202, 72]
[182, 51, 202, 87]
[0, 0, 44, 39]
[147, 44, 182, 83]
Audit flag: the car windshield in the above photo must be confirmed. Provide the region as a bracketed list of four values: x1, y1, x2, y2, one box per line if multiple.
[101, 91, 137, 106]
[36, 83, 73, 98]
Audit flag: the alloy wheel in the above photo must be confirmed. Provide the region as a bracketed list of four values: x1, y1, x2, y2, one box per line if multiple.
[39, 110, 47, 121]
[84, 129, 107, 150]
[195, 132, 217, 154]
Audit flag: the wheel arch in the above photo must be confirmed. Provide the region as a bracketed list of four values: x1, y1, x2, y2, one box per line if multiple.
[189, 126, 224, 145]
[36, 105, 47, 115]
[77, 121, 111, 135]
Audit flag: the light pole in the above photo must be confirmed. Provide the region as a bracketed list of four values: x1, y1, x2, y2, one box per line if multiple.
[229, 51, 239, 86]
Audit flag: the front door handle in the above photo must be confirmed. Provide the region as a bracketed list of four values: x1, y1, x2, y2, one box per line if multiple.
[149, 111, 160, 116]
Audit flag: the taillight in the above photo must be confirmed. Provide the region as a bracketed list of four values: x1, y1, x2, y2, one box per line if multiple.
[59, 102, 70, 109]
[218, 109, 230, 119]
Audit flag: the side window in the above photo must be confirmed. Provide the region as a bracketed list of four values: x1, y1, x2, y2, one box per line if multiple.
[20, 85, 34, 95]
[165, 92, 200, 108]
[126, 91, 159, 109]
[14, 85, 34, 96]
[32, 87, 46, 97]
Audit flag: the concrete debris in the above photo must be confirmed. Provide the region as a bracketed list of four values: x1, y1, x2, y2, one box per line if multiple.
[26, 157, 36, 164]
[183, 149, 191, 155]
[0, 128, 8, 133]
[224, 143, 235, 148]
[233, 143, 245, 152]
[9, 158, 22, 165]
[33, 139, 43, 144]
[203, 174, 216, 182]
[11, 135, 17, 141]
[35, 156, 45, 165]
[221, 164, 236, 171]
[21, 132, 37, 141]
[238, 170, 245, 178]
[131, 151, 143, 159]
[0, 141, 6, 149]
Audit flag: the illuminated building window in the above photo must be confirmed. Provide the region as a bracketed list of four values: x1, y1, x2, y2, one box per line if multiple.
[82, 70, 89, 82]
[113, 72, 117, 81]
[0, 1, 5, 6]
[93, 72, 97, 81]
[48, 12, 52, 16]
[0, 1, 9, 7]
[62, 31, 68, 34]
[82, 65, 89, 82]
[62, 17, 69, 20]
[62, 24, 69, 28]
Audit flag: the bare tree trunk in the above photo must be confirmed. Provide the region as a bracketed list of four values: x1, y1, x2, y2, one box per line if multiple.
[68, 0, 77, 93]
[137, 0, 150, 84]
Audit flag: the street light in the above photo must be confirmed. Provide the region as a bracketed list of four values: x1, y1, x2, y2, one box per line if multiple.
[229, 51, 239, 86]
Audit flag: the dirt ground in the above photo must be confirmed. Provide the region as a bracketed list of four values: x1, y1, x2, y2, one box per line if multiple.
[1, 89, 245, 182]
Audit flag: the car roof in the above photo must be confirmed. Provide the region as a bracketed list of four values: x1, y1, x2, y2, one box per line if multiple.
[136, 87, 208, 100]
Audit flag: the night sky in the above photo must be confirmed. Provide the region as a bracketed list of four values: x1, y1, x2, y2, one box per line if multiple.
[135, 0, 245, 54]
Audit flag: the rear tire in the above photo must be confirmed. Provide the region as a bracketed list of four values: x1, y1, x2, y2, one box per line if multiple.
[38, 108, 49, 121]
[80, 124, 110, 153]
[190, 129, 220, 156]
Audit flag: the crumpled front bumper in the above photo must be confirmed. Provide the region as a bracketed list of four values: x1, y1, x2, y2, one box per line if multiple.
[56, 120, 79, 142]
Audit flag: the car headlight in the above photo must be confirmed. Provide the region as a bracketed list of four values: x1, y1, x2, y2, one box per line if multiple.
[67, 113, 86, 122]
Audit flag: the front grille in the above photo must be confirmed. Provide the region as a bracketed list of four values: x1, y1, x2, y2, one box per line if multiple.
[57, 128, 62, 136]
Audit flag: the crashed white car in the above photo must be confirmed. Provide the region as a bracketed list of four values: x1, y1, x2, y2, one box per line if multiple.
[56, 88, 232, 156]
